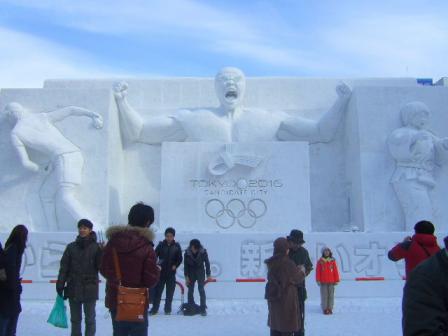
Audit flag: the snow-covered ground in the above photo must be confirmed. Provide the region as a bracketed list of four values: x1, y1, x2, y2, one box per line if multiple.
[18, 297, 402, 336]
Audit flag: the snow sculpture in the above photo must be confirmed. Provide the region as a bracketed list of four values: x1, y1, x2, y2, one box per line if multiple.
[114, 67, 351, 233]
[207, 144, 264, 176]
[4, 102, 103, 231]
[387, 101, 448, 230]
[113, 67, 352, 144]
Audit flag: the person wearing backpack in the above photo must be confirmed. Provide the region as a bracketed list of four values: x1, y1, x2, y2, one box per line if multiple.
[184, 239, 211, 316]
[56, 219, 102, 336]
[149, 227, 183, 315]
[0, 224, 29, 336]
[265, 237, 305, 336]
[388, 220, 440, 279]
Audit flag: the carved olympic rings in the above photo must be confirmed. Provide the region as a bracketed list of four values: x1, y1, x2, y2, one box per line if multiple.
[205, 198, 268, 229]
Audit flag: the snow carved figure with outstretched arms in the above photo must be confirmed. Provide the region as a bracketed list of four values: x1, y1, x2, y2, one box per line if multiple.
[113, 67, 352, 145]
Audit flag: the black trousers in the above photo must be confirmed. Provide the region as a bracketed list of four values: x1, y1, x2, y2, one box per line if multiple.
[187, 277, 206, 309]
[151, 273, 176, 312]
[110, 309, 148, 336]
[293, 287, 306, 336]
[69, 300, 96, 336]
[0, 312, 19, 336]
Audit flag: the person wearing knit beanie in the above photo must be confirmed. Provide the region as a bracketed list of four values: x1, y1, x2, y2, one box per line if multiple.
[388, 220, 440, 278]
[414, 220, 435, 235]
[316, 247, 340, 315]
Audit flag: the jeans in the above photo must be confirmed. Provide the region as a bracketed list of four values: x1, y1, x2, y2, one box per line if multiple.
[69, 300, 96, 336]
[187, 278, 206, 309]
[151, 273, 176, 313]
[110, 309, 148, 336]
[0, 313, 19, 336]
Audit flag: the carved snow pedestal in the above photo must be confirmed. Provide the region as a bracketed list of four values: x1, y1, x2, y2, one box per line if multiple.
[160, 142, 311, 234]
[1, 71, 448, 299]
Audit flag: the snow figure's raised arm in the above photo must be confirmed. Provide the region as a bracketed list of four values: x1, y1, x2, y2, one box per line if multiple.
[47, 106, 103, 129]
[277, 82, 352, 143]
[113, 81, 186, 144]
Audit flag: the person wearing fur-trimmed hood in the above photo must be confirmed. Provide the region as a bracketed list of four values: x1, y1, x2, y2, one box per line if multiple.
[100, 203, 160, 336]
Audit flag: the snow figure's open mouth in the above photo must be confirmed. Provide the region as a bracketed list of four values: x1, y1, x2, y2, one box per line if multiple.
[225, 91, 238, 99]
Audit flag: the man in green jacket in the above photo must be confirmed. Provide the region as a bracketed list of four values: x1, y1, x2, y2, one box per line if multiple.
[57, 219, 102, 336]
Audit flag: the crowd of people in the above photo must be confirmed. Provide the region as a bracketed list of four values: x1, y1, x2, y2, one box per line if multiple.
[0, 203, 446, 336]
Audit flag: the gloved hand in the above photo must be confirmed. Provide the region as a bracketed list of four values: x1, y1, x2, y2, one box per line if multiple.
[56, 284, 64, 298]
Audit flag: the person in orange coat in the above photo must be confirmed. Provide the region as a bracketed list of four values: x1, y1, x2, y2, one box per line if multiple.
[316, 247, 340, 315]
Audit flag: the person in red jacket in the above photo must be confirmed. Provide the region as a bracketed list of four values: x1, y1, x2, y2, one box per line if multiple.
[388, 220, 440, 279]
[316, 247, 340, 315]
[100, 202, 160, 336]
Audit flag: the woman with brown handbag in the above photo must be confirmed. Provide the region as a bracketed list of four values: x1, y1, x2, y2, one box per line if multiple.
[100, 203, 160, 336]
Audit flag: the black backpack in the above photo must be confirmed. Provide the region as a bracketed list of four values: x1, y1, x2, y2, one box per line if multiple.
[179, 302, 202, 316]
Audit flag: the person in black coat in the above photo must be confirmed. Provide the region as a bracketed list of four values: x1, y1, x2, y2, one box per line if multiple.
[56, 219, 102, 336]
[287, 229, 313, 336]
[0, 224, 28, 336]
[0, 242, 5, 282]
[149, 227, 183, 315]
[184, 239, 212, 316]
[402, 236, 448, 336]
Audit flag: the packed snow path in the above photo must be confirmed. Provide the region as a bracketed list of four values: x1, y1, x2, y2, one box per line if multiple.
[19, 297, 401, 335]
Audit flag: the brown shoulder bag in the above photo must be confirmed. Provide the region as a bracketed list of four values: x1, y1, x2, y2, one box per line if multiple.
[113, 248, 148, 322]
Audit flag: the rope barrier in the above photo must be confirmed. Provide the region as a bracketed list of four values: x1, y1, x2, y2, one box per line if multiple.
[20, 277, 403, 284]
[355, 277, 385, 281]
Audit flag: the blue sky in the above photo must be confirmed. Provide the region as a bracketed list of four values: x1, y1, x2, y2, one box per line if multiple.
[0, 0, 447, 87]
